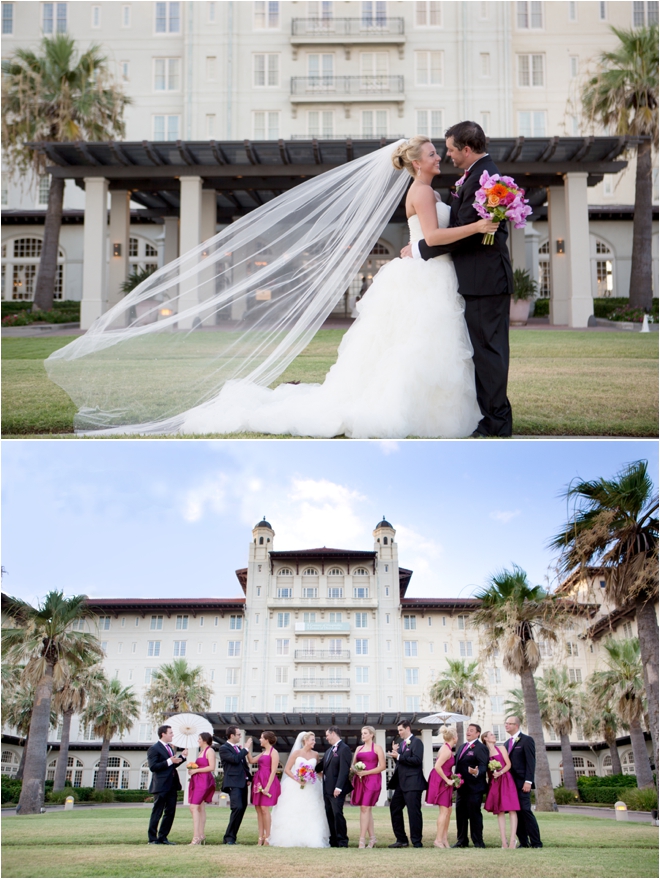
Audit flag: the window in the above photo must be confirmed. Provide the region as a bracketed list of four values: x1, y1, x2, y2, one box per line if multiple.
[491, 695, 504, 713]
[599, 1, 607, 20]
[362, 0, 386, 28]
[481, 111, 491, 133]
[277, 612, 290, 628]
[307, 52, 334, 88]
[622, 621, 633, 638]
[415, 50, 443, 86]
[405, 696, 420, 712]
[226, 668, 239, 685]
[457, 615, 469, 630]
[98, 616, 111, 631]
[277, 586, 292, 598]
[328, 567, 344, 576]
[567, 642, 578, 657]
[356, 666, 369, 683]
[404, 641, 418, 657]
[329, 638, 343, 655]
[355, 638, 368, 655]
[175, 614, 188, 630]
[405, 668, 419, 685]
[416, 1, 441, 26]
[150, 615, 163, 630]
[94, 756, 131, 790]
[2, 237, 65, 301]
[517, 1, 543, 29]
[428, 617, 432, 627]
[353, 567, 369, 576]
[43, 3, 67, 33]
[144, 667, 156, 684]
[303, 612, 316, 623]
[276, 639, 290, 655]
[301, 695, 316, 710]
[36, 176, 51, 207]
[518, 54, 544, 87]
[274, 695, 288, 711]
[633, 1, 658, 26]
[355, 613, 368, 628]
[153, 115, 180, 141]
[488, 667, 501, 684]
[538, 639, 552, 658]
[361, 110, 388, 137]
[328, 586, 344, 599]
[353, 586, 369, 598]
[480, 53, 491, 78]
[208, 1, 216, 22]
[91, 5, 100, 27]
[121, 5, 131, 27]
[443, 642, 449, 652]
[254, 54, 279, 88]
[275, 666, 288, 683]
[173, 640, 187, 657]
[329, 612, 342, 623]
[155, 1, 180, 33]
[2, 3, 13, 34]
[206, 56, 217, 81]
[228, 640, 241, 657]
[117, 642, 123, 654]
[568, 1, 577, 20]
[230, 615, 242, 630]
[46, 755, 83, 787]
[254, 0, 279, 28]
[568, 668, 582, 683]
[225, 696, 238, 712]
[253, 111, 280, 140]
[459, 641, 473, 657]
[154, 58, 180, 91]
[404, 615, 417, 630]
[518, 111, 546, 137]
[492, 723, 507, 741]
[355, 694, 370, 710]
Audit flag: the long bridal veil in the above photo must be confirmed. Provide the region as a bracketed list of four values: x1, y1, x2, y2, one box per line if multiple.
[46, 140, 409, 434]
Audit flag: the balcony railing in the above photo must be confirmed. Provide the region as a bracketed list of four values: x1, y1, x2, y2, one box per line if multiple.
[292, 17, 405, 36]
[291, 76, 404, 97]
[295, 621, 351, 632]
[290, 134, 406, 140]
[294, 650, 351, 661]
[293, 677, 351, 690]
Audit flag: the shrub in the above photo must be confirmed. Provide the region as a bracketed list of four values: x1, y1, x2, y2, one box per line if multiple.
[578, 774, 637, 790]
[532, 297, 549, 317]
[47, 787, 78, 804]
[113, 789, 154, 803]
[90, 788, 115, 803]
[579, 786, 627, 804]
[1, 776, 22, 804]
[554, 786, 580, 804]
[513, 268, 537, 302]
[620, 787, 658, 812]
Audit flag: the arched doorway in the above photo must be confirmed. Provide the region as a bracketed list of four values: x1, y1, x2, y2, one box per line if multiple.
[590, 236, 615, 297]
[1, 236, 65, 301]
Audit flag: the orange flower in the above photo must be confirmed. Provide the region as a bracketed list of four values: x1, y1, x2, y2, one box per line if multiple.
[490, 183, 509, 199]
[487, 194, 501, 206]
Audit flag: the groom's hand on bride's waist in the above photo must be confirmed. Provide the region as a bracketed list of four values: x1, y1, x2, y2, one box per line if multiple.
[400, 244, 413, 259]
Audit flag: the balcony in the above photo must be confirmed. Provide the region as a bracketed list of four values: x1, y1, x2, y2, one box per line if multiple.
[291, 18, 406, 59]
[295, 621, 351, 633]
[291, 76, 404, 105]
[267, 596, 377, 610]
[293, 678, 351, 691]
[294, 650, 351, 661]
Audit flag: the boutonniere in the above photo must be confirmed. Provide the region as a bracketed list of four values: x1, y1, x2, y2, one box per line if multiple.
[469, 742, 475, 749]
[452, 171, 468, 198]
[514, 736, 520, 744]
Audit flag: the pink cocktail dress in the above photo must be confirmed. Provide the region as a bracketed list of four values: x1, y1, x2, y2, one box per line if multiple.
[484, 746, 520, 814]
[426, 751, 455, 807]
[350, 744, 382, 806]
[188, 747, 216, 805]
[251, 751, 281, 806]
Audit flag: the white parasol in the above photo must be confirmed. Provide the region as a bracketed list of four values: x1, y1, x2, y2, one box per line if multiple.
[418, 711, 472, 726]
[167, 713, 214, 805]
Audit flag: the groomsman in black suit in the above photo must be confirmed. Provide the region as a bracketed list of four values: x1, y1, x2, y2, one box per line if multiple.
[387, 720, 427, 848]
[147, 724, 188, 844]
[321, 726, 353, 847]
[452, 722, 489, 848]
[218, 725, 252, 844]
[505, 715, 543, 848]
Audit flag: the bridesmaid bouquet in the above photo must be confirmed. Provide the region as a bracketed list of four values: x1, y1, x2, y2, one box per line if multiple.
[186, 762, 198, 770]
[350, 761, 366, 778]
[473, 171, 532, 244]
[449, 772, 464, 789]
[488, 759, 503, 773]
[296, 765, 317, 789]
[256, 785, 272, 798]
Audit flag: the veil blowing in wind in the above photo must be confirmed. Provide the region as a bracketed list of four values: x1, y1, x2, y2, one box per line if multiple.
[46, 141, 410, 435]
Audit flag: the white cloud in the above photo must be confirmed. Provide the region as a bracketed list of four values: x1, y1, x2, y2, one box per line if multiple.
[272, 478, 369, 549]
[182, 473, 228, 522]
[379, 441, 400, 456]
[489, 509, 521, 524]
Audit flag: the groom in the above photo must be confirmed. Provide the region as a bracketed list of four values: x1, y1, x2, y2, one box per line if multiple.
[321, 726, 352, 847]
[505, 715, 543, 848]
[219, 726, 252, 844]
[401, 120, 514, 438]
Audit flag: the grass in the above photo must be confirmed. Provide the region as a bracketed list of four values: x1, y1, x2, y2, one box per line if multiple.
[1, 805, 658, 878]
[2, 330, 658, 437]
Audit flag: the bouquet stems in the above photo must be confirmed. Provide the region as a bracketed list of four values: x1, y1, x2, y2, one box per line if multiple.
[482, 232, 495, 246]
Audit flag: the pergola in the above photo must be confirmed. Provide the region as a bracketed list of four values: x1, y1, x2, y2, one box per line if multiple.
[30, 135, 637, 329]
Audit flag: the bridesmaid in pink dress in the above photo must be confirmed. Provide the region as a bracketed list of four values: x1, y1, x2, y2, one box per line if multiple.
[187, 732, 217, 845]
[482, 730, 520, 848]
[425, 726, 458, 848]
[350, 726, 386, 848]
[247, 731, 281, 845]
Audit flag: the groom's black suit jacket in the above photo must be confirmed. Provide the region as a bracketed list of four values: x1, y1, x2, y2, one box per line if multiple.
[507, 733, 537, 790]
[387, 735, 427, 792]
[454, 739, 489, 795]
[147, 740, 184, 795]
[218, 742, 251, 791]
[418, 154, 514, 299]
[320, 740, 352, 797]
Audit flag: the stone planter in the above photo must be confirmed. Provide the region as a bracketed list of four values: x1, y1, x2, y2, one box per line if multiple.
[510, 297, 532, 326]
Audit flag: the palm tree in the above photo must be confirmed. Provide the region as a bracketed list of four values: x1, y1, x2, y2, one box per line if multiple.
[1, 34, 129, 312]
[429, 658, 487, 749]
[581, 698, 623, 776]
[590, 637, 654, 789]
[504, 688, 526, 728]
[472, 565, 578, 811]
[581, 26, 658, 312]
[2, 680, 57, 781]
[143, 658, 213, 725]
[52, 664, 107, 791]
[1, 591, 104, 814]
[536, 668, 582, 792]
[550, 460, 659, 779]
[83, 678, 140, 790]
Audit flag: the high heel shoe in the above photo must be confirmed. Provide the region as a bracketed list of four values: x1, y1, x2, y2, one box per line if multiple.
[433, 840, 444, 848]
[200, 836, 206, 845]
[368, 836, 377, 848]
[189, 837, 202, 846]
[262, 836, 270, 846]
[359, 838, 366, 849]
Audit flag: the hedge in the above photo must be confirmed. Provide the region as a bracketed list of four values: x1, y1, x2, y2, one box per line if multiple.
[531, 297, 659, 321]
[620, 787, 658, 812]
[578, 774, 637, 790]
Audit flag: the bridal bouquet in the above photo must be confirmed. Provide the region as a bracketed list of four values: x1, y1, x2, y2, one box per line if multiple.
[449, 772, 464, 789]
[296, 764, 317, 789]
[350, 761, 366, 778]
[473, 171, 532, 244]
[488, 759, 503, 773]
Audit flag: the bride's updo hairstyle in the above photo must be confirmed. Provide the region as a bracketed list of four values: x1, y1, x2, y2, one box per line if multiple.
[391, 136, 431, 177]
[300, 731, 315, 747]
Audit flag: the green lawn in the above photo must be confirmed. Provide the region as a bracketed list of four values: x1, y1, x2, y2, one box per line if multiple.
[2, 329, 657, 437]
[1, 806, 658, 878]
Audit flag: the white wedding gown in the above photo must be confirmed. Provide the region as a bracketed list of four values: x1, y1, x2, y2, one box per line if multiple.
[180, 201, 481, 438]
[269, 757, 330, 848]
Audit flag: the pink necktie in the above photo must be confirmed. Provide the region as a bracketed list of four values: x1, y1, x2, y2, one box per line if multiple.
[166, 744, 173, 757]
[234, 745, 240, 753]
[508, 738, 514, 754]
[460, 743, 470, 759]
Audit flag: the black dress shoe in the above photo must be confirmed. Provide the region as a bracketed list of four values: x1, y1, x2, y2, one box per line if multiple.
[451, 842, 469, 848]
[159, 839, 177, 845]
[470, 430, 487, 438]
[413, 842, 423, 848]
[224, 840, 236, 845]
[148, 841, 160, 845]
[388, 841, 409, 848]
[473, 843, 486, 848]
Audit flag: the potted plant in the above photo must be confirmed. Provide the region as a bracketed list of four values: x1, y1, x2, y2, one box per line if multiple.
[510, 268, 537, 326]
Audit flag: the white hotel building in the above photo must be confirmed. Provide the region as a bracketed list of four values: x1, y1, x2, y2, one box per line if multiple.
[1, 516, 654, 793]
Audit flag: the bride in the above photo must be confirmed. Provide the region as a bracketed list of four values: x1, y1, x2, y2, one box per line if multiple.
[269, 731, 330, 848]
[46, 137, 496, 438]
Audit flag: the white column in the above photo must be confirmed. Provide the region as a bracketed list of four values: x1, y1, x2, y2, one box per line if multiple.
[547, 186, 569, 326]
[508, 226, 526, 272]
[177, 176, 203, 328]
[201, 189, 217, 242]
[421, 728, 433, 804]
[564, 172, 593, 328]
[107, 190, 131, 310]
[375, 728, 388, 806]
[81, 177, 109, 330]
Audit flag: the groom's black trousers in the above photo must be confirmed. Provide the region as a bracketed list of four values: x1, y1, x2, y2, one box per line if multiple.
[224, 786, 248, 843]
[463, 293, 512, 437]
[455, 788, 485, 846]
[389, 787, 423, 846]
[514, 785, 543, 847]
[324, 792, 348, 847]
[148, 788, 178, 842]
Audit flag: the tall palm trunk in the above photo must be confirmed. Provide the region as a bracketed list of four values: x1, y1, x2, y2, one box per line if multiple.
[628, 139, 653, 311]
[635, 596, 658, 784]
[15, 736, 28, 781]
[17, 664, 55, 815]
[605, 731, 623, 776]
[32, 175, 64, 313]
[628, 718, 654, 789]
[456, 721, 465, 752]
[53, 709, 73, 792]
[520, 664, 555, 811]
[95, 736, 111, 790]
[559, 732, 578, 792]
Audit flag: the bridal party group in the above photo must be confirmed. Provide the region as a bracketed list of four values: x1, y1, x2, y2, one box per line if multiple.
[146, 715, 543, 849]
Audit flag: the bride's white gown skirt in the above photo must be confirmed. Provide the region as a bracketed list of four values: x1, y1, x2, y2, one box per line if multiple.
[181, 254, 481, 439]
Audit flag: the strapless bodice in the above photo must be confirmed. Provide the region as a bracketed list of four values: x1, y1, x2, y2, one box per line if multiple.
[294, 757, 317, 770]
[407, 200, 451, 244]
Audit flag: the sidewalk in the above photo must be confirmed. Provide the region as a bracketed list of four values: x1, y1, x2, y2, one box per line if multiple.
[557, 804, 656, 824]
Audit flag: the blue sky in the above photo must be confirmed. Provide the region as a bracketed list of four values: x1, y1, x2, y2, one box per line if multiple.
[2, 440, 656, 606]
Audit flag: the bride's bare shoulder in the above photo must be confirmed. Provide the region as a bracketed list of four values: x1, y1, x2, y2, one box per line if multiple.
[406, 181, 436, 218]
